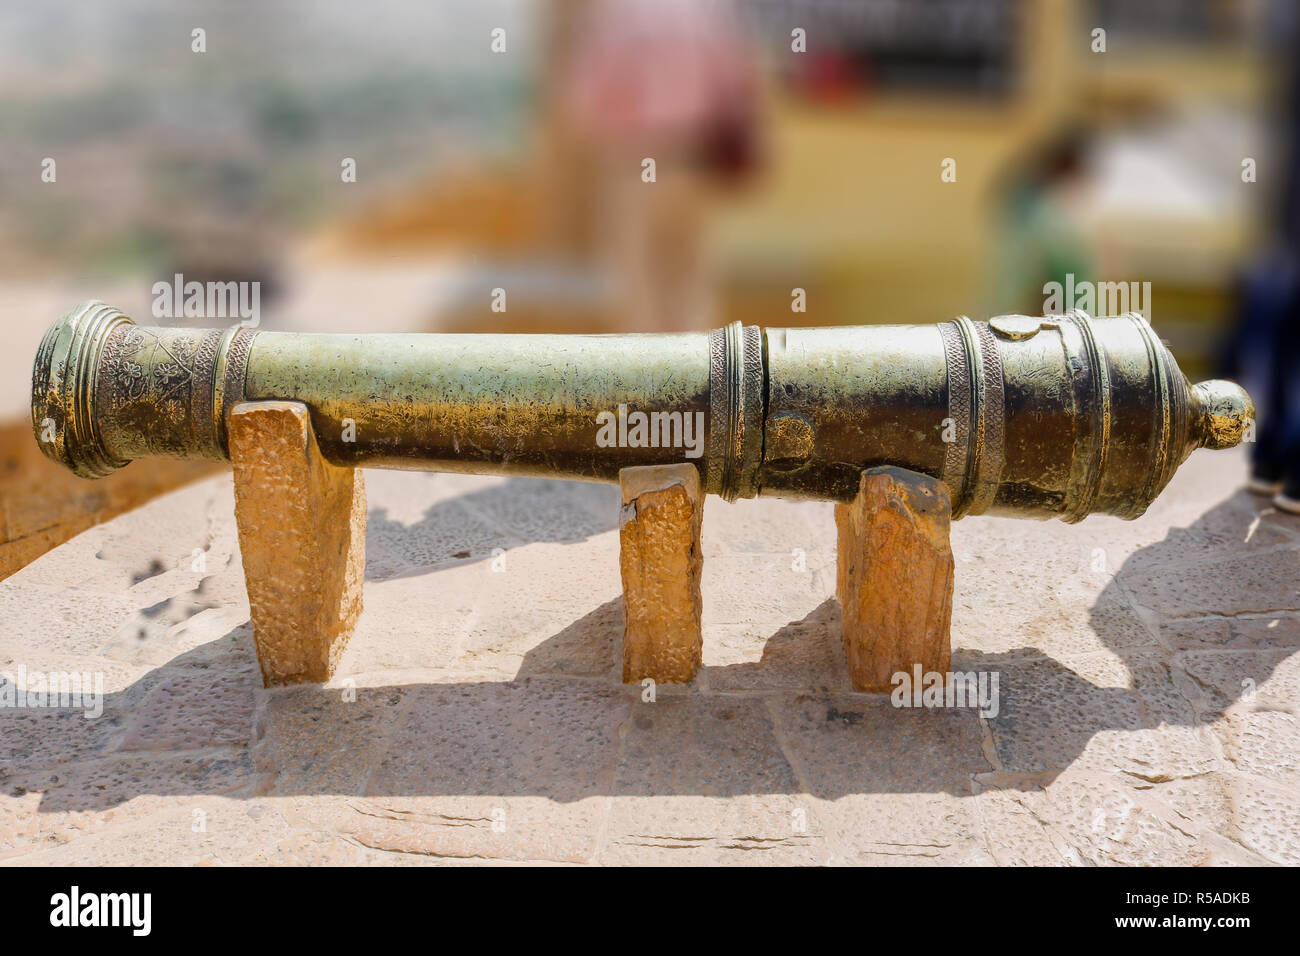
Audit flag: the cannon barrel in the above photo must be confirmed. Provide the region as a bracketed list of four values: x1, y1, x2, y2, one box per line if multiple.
[31, 301, 1251, 521]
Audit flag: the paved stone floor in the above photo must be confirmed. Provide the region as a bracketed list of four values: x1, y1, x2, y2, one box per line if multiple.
[0, 447, 1296, 865]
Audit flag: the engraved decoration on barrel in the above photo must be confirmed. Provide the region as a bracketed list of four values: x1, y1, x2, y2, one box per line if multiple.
[97, 321, 226, 463]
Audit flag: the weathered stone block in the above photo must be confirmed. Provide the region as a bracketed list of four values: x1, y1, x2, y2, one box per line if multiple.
[618, 464, 703, 684]
[229, 401, 365, 686]
[836, 466, 953, 692]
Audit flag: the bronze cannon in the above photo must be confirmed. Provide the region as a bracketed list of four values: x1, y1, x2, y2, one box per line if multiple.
[32, 300, 1250, 521]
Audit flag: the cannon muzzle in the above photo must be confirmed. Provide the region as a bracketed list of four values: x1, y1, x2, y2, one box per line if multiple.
[31, 301, 1251, 521]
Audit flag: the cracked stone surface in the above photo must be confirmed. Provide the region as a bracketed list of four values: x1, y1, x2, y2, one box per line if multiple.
[0, 447, 1296, 865]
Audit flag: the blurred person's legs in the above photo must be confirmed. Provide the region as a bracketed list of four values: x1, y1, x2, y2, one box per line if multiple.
[602, 161, 715, 332]
[1236, 250, 1300, 494]
[1272, 306, 1300, 513]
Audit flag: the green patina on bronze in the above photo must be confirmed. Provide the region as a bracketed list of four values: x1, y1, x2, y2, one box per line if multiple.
[32, 300, 1252, 522]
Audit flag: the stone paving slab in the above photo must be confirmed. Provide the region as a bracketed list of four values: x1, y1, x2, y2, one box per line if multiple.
[0, 447, 1297, 865]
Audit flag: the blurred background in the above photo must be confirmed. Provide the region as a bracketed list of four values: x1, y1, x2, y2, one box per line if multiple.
[1, 0, 1293, 574]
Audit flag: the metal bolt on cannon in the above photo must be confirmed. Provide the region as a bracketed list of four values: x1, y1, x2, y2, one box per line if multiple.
[32, 300, 1251, 521]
